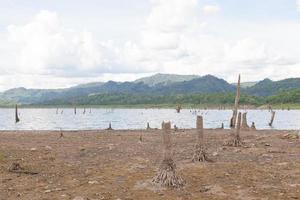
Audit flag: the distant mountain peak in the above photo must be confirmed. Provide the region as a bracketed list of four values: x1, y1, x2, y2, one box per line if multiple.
[134, 73, 199, 86]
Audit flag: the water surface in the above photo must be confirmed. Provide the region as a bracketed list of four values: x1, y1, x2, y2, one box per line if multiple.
[0, 108, 299, 130]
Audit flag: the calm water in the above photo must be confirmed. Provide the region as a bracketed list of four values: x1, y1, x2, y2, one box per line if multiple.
[0, 108, 299, 130]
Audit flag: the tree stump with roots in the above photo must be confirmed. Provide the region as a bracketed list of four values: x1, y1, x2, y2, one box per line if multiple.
[224, 112, 244, 147]
[152, 122, 185, 188]
[192, 116, 210, 162]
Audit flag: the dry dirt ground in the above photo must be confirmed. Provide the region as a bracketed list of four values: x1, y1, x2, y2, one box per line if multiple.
[0, 129, 299, 200]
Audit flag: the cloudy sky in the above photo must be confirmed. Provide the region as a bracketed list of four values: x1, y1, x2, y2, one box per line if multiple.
[0, 0, 300, 91]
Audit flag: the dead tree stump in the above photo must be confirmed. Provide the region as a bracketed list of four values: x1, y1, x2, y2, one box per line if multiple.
[146, 122, 151, 130]
[269, 111, 276, 127]
[241, 112, 250, 131]
[224, 112, 244, 147]
[15, 104, 20, 123]
[230, 74, 241, 128]
[192, 116, 210, 162]
[106, 122, 113, 130]
[176, 105, 182, 113]
[251, 122, 256, 130]
[152, 122, 185, 188]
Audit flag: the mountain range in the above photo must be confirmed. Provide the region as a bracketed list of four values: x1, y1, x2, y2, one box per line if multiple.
[0, 74, 299, 106]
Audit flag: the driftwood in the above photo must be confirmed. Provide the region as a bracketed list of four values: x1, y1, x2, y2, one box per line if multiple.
[152, 122, 185, 188]
[269, 111, 276, 127]
[225, 112, 244, 147]
[231, 74, 241, 128]
[15, 104, 20, 123]
[192, 116, 210, 162]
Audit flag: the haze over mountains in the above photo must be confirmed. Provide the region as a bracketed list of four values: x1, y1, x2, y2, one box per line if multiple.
[0, 74, 299, 105]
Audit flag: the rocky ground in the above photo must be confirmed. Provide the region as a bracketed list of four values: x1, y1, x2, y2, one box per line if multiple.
[0, 129, 299, 200]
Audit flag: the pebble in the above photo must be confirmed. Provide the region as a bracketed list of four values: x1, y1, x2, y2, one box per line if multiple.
[73, 197, 84, 200]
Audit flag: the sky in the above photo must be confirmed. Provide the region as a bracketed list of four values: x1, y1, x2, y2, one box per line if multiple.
[0, 0, 300, 91]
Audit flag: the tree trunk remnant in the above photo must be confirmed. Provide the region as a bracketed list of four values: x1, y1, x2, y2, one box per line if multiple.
[241, 112, 250, 130]
[192, 116, 209, 162]
[225, 112, 244, 147]
[269, 111, 276, 127]
[231, 74, 241, 128]
[152, 122, 185, 188]
[15, 104, 20, 123]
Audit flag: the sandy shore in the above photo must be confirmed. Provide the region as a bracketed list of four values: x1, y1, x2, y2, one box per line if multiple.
[0, 129, 299, 200]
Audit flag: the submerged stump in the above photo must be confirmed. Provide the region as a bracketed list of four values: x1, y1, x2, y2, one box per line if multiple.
[152, 122, 185, 188]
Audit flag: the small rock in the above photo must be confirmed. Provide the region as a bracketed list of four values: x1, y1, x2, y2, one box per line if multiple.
[45, 146, 52, 150]
[44, 190, 52, 193]
[88, 180, 99, 185]
[30, 148, 37, 151]
[200, 186, 211, 193]
[73, 197, 84, 200]
[212, 152, 218, 156]
[264, 143, 271, 147]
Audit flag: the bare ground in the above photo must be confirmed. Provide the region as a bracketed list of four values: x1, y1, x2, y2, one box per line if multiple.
[0, 129, 299, 200]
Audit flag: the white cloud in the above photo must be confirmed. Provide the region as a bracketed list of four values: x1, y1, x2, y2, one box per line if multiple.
[0, 1, 300, 91]
[202, 5, 220, 16]
[298, 0, 300, 11]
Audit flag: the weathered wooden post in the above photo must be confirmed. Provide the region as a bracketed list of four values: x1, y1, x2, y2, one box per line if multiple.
[15, 104, 20, 123]
[231, 74, 241, 128]
[74, 107, 77, 115]
[192, 116, 209, 162]
[83, 108, 86, 114]
[269, 111, 276, 127]
[152, 122, 185, 187]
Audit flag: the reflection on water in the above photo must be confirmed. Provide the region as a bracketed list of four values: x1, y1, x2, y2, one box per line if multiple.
[0, 108, 299, 130]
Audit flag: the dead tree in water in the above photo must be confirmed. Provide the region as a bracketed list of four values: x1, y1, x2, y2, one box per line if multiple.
[176, 105, 182, 113]
[230, 74, 241, 128]
[241, 112, 250, 130]
[146, 122, 151, 130]
[251, 122, 256, 130]
[192, 116, 209, 162]
[106, 122, 113, 130]
[15, 104, 20, 123]
[225, 112, 243, 147]
[269, 111, 276, 127]
[152, 122, 185, 188]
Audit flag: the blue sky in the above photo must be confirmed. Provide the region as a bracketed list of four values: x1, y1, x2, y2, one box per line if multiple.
[0, 0, 299, 90]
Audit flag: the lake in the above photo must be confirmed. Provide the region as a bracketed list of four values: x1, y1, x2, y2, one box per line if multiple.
[0, 108, 299, 130]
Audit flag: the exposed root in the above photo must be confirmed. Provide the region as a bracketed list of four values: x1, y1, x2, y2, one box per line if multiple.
[152, 158, 185, 188]
[224, 137, 244, 147]
[192, 144, 211, 162]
